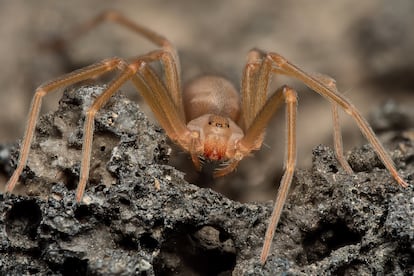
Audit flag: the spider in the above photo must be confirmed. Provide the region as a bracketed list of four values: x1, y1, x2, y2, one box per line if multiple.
[4, 11, 408, 265]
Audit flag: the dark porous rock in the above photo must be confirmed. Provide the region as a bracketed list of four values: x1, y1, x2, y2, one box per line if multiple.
[0, 85, 412, 275]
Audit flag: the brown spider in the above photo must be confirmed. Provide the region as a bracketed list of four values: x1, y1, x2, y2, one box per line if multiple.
[4, 11, 408, 264]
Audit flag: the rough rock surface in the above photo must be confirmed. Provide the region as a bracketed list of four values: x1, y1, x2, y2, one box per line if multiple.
[0, 86, 413, 275]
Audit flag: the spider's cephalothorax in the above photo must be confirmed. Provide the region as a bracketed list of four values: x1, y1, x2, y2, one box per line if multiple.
[184, 76, 245, 162]
[5, 11, 408, 265]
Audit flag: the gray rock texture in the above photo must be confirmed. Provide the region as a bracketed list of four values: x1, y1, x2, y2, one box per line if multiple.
[0, 86, 413, 275]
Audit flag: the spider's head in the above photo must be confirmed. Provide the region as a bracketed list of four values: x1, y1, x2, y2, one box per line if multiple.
[186, 114, 244, 162]
[203, 115, 232, 160]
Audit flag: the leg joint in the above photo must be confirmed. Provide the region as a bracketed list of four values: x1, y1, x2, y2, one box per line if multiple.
[129, 60, 147, 73]
[86, 108, 97, 118]
[101, 10, 122, 21]
[104, 57, 125, 70]
[282, 85, 298, 103]
[268, 52, 287, 67]
[35, 87, 47, 97]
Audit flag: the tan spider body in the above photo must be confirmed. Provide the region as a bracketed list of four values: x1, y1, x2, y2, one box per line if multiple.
[4, 11, 408, 265]
[183, 76, 246, 165]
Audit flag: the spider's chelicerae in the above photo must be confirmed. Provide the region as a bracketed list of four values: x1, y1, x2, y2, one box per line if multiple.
[4, 11, 408, 264]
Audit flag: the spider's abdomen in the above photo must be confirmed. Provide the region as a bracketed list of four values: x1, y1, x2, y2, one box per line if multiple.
[183, 75, 240, 123]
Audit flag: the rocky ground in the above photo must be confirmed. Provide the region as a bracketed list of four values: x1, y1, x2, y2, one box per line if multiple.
[0, 86, 412, 275]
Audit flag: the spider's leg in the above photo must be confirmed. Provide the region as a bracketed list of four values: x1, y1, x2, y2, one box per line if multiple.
[308, 72, 353, 174]
[267, 52, 408, 188]
[235, 54, 298, 265]
[241, 49, 266, 129]
[239, 53, 285, 150]
[260, 86, 297, 265]
[129, 51, 190, 142]
[331, 103, 354, 173]
[239, 79, 297, 265]
[113, 11, 185, 119]
[5, 58, 124, 194]
[77, 61, 140, 201]
[77, 52, 191, 201]
[42, 11, 184, 120]
[213, 49, 280, 178]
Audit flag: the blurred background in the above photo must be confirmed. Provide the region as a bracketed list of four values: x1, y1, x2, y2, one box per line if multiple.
[0, 0, 413, 202]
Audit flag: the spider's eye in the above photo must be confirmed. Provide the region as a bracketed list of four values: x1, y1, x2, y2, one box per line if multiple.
[207, 115, 230, 129]
[215, 122, 230, 128]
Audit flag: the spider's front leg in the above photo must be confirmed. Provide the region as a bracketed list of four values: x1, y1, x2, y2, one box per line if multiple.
[6, 12, 192, 201]
[237, 82, 298, 264]
[258, 86, 298, 264]
[5, 58, 126, 194]
[76, 50, 191, 201]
